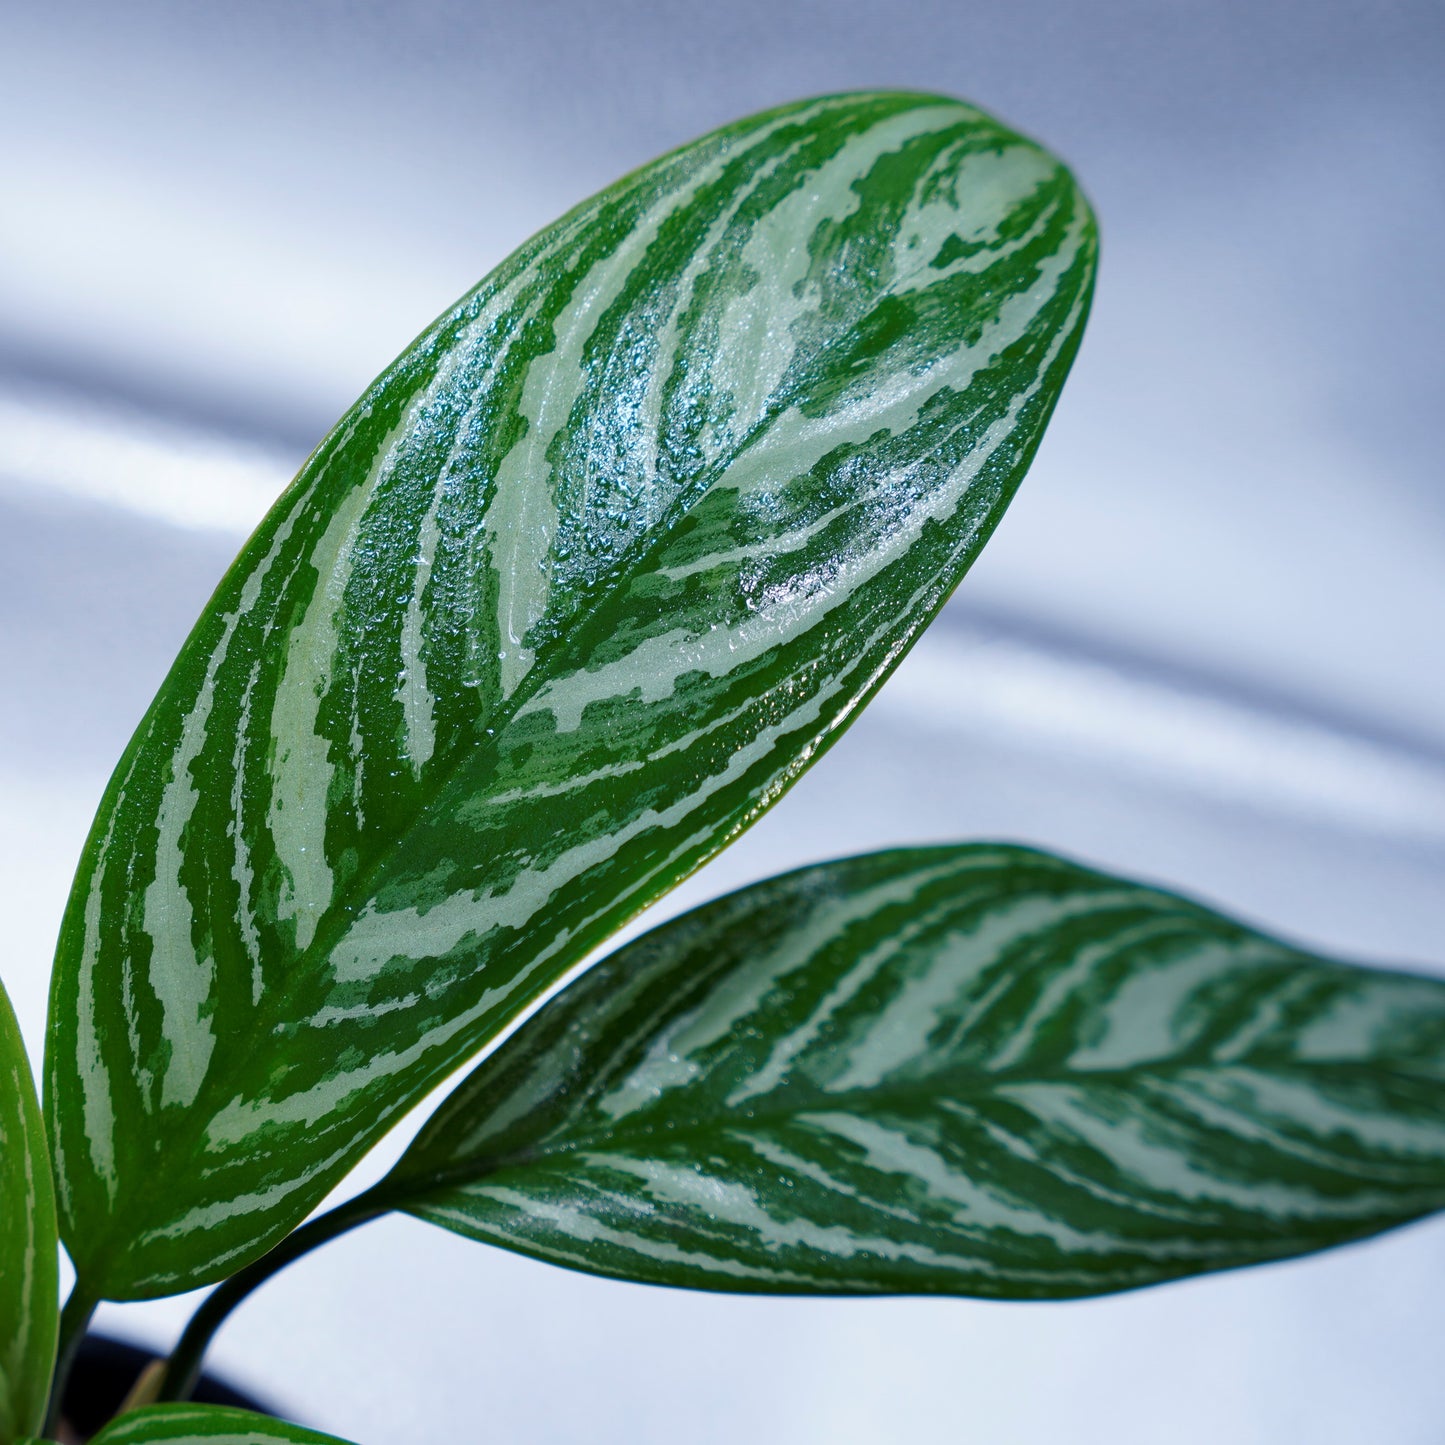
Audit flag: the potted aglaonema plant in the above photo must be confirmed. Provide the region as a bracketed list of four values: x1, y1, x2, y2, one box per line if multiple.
[4, 91, 1444, 1445]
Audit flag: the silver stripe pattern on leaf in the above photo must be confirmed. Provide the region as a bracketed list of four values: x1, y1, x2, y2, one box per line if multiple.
[392, 846, 1445, 1298]
[46, 92, 1097, 1298]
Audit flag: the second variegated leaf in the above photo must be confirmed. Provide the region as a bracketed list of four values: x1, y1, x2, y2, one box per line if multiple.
[387, 846, 1445, 1297]
[46, 92, 1097, 1298]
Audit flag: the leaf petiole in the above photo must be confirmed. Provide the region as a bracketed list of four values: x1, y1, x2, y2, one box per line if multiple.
[43, 1284, 98, 1437]
[157, 1190, 392, 1405]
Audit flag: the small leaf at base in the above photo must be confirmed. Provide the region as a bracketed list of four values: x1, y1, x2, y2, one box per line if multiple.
[87, 1405, 354, 1445]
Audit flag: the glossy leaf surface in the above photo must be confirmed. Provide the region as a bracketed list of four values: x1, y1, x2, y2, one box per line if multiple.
[46, 93, 1095, 1299]
[87, 1406, 353, 1445]
[391, 846, 1445, 1297]
[0, 978, 56, 1444]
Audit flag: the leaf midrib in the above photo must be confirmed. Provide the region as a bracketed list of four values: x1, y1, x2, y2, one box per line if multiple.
[93, 159, 803, 1276]
[392, 1051, 1445, 1205]
[195, 122, 1059, 1109]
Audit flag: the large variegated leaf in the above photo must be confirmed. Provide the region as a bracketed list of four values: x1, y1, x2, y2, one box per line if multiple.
[87, 1406, 354, 1445]
[0, 978, 56, 1444]
[45, 92, 1097, 1300]
[387, 846, 1445, 1297]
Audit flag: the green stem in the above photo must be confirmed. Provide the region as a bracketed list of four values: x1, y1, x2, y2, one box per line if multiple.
[44, 1283, 98, 1437]
[157, 1188, 393, 1405]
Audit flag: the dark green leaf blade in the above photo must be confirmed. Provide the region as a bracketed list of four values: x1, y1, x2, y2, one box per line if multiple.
[46, 92, 1096, 1299]
[389, 846, 1445, 1298]
[0, 978, 57, 1444]
[87, 1406, 354, 1445]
